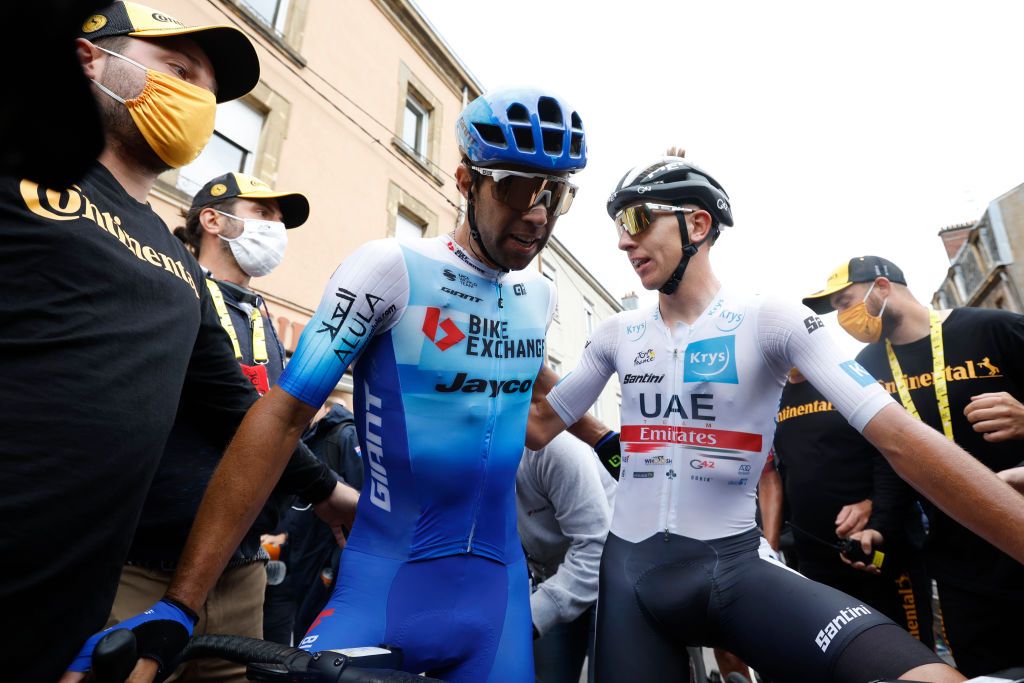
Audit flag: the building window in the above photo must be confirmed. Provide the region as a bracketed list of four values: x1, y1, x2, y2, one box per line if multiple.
[177, 99, 266, 196]
[548, 357, 562, 376]
[542, 260, 560, 322]
[393, 63, 445, 183]
[395, 210, 426, 242]
[584, 298, 595, 336]
[977, 222, 1000, 267]
[242, 0, 290, 36]
[402, 94, 430, 159]
[387, 181, 438, 241]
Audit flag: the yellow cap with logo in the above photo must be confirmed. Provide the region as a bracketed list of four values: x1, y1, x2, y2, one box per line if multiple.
[802, 256, 907, 313]
[79, 2, 259, 103]
[192, 172, 310, 228]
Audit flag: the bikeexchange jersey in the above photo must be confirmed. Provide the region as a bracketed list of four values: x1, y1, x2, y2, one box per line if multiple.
[548, 289, 894, 542]
[279, 235, 554, 563]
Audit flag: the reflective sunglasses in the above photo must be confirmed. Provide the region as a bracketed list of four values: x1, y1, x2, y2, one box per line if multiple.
[472, 166, 578, 217]
[614, 203, 695, 236]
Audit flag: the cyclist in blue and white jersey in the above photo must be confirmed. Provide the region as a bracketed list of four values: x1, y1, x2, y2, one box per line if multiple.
[71, 89, 610, 683]
[528, 156, 1024, 683]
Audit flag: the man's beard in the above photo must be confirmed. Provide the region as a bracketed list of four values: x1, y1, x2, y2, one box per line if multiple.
[881, 303, 902, 339]
[95, 61, 172, 175]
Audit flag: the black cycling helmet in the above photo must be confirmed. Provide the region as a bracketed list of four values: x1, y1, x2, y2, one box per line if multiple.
[607, 157, 733, 294]
[607, 157, 733, 229]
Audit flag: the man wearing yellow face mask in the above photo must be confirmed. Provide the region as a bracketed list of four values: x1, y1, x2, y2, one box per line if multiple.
[805, 256, 1024, 677]
[0, 3, 265, 682]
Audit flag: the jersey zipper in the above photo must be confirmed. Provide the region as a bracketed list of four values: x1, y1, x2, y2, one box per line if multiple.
[664, 346, 680, 539]
[466, 278, 504, 553]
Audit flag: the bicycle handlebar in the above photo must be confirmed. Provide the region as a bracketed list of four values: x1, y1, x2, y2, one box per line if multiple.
[92, 632, 444, 683]
[177, 633, 309, 666]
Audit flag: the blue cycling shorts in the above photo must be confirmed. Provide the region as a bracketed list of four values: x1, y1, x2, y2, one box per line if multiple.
[301, 549, 533, 682]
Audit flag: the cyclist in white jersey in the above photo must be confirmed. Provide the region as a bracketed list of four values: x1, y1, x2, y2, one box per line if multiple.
[526, 156, 1024, 682]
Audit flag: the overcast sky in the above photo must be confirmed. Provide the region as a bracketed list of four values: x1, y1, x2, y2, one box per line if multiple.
[413, 0, 1024, 354]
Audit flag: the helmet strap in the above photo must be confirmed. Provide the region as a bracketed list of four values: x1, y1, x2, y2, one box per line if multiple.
[467, 177, 511, 273]
[658, 210, 702, 295]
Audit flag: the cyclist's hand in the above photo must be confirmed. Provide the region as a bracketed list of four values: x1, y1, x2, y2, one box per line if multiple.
[64, 598, 197, 680]
[594, 430, 621, 479]
[965, 391, 1024, 442]
[834, 498, 872, 537]
[841, 529, 883, 575]
[314, 481, 359, 548]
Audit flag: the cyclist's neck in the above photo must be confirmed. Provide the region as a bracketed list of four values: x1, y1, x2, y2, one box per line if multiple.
[658, 262, 721, 327]
[450, 223, 503, 275]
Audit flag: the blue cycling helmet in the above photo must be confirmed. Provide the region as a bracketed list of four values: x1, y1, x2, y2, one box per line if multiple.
[457, 88, 587, 172]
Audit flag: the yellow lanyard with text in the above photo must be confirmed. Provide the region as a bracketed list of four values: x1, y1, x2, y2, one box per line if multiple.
[206, 279, 268, 364]
[885, 310, 954, 441]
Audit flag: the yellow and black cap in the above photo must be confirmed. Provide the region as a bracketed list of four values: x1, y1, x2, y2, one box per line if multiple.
[192, 173, 309, 228]
[802, 256, 906, 313]
[79, 2, 259, 103]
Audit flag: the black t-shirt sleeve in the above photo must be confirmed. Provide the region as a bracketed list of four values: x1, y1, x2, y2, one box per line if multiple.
[178, 282, 258, 448]
[867, 449, 916, 539]
[275, 440, 336, 504]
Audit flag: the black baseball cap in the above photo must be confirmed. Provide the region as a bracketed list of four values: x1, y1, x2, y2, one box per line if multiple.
[192, 172, 310, 229]
[803, 256, 907, 313]
[79, 2, 259, 102]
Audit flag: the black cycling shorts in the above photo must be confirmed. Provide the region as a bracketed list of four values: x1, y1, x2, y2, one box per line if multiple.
[594, 529, 941, 683]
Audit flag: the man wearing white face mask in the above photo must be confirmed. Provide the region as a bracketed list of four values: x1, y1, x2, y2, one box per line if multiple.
[100, 173, 318, 682]
[805, 255, 1024, 677]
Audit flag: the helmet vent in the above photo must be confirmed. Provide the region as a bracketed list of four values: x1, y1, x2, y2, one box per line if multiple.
[507, 103, 530, 123]
[537, 97, 563, 126]
[512, 126, 535, 152]
[542, 129, 563, 155]
[473, 122, 507, 148]
[569, 133, 583, 157]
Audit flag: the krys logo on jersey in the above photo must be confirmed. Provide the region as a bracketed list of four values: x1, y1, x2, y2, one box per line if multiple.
[705, 298, 745, 332]
[683, 335, 738, 384]
[421, 308, 545, 359]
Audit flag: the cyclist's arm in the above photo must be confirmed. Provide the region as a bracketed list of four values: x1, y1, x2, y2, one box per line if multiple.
[530, 365, 609, 448]
[764, 297, 1024, 565]
[861, 404, 1024, 563]
[527, 318, 618, 450]
[528, 363, 568, 448]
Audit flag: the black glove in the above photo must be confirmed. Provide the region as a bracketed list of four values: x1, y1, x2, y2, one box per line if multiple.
[594, 431, 621, 480]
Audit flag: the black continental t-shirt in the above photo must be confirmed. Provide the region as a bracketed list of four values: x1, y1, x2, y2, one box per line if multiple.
[0, 164, 255, 683]
[773, 379, 922, 570]
[856, 307, 1024, 597]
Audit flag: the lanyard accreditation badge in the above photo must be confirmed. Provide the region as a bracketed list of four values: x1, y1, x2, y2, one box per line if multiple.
[207, 279, 271, 395]
[885, 310, 954, 441]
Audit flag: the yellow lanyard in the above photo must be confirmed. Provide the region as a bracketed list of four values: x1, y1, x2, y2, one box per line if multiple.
[885, 310, 954, 441]
[206, 279, 268, 364]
